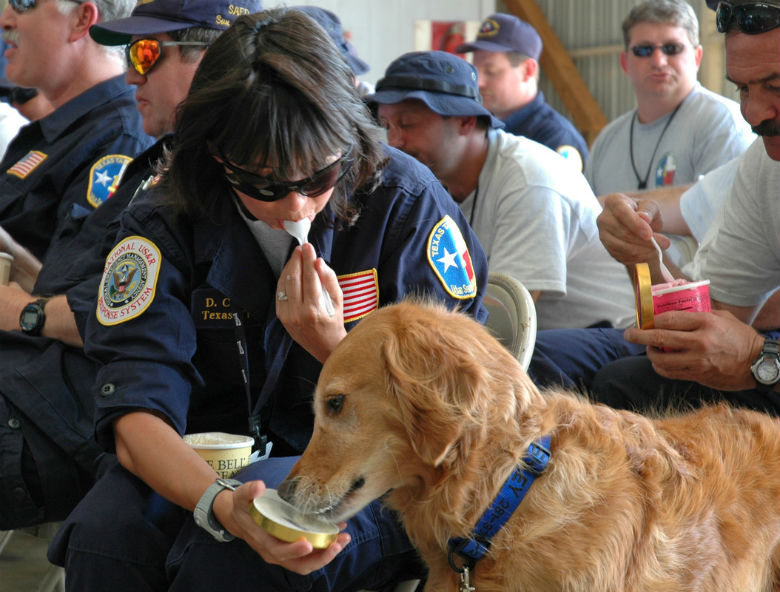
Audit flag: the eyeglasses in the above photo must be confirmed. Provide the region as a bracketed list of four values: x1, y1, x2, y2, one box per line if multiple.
[126, 38, 210, 76]
[9, 0, 82, 12]
[629, 43, 688, 58]
[716, 2, 780, 34]
[220, 151, 354, 202]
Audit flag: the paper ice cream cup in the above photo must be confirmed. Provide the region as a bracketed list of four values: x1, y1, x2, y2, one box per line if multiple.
[184, 432, 254, 479]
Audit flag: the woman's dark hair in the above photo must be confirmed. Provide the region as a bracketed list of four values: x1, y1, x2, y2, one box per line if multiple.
[166, 8, 386, 221]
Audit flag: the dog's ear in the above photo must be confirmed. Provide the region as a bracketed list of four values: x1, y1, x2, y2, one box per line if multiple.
[380, 310, 492, 467]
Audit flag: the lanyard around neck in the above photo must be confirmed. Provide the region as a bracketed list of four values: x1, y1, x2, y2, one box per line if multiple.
[629, 102, 682, 190]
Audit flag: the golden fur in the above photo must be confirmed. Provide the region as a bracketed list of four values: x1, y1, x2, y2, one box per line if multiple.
[280, 301, 780, 591]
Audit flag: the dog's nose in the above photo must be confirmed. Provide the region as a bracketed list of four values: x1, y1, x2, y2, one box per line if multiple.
[277, 479, 297, 502]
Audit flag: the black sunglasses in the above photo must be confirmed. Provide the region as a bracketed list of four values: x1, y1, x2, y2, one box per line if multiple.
[9, 0, 82, 12]
[630, 43, 688, 58]
[716, 2, 780, 34]
[220, 150, 353, 202]
[0, 86, 38, 105]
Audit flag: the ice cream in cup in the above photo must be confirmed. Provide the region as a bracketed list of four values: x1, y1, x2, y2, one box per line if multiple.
[633, 263, 711, 329]
[183, 432, 254, 479]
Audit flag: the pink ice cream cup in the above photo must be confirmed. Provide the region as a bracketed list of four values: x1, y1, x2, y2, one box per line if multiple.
[651, 279, 712, 314]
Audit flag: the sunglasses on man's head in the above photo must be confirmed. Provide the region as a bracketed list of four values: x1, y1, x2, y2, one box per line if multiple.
[716, 1, 780, 34]
[630, 43, 688, 58]
[9, 0, 82, 12]
[125, 38, 210, 76]
[220, 151, 353, 202]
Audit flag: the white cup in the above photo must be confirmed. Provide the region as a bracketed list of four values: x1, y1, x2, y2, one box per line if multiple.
[0, 252, 12, 286]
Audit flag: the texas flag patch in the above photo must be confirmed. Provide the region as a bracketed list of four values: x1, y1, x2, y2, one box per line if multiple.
[427, 215, 477, 299]
[338, 268, 379, 323]
[87, 154, 132, 207]
[655, 152, 677, 187]
[7, 150, 47, 179]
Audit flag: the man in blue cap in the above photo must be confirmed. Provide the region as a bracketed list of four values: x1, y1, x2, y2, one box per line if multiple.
[455, 13, 588, 170]
[369, 50, 637, 330]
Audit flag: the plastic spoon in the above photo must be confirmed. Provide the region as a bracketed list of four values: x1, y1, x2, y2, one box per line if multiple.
[650, 236, 676, 284]
[283, 219, 335, 316]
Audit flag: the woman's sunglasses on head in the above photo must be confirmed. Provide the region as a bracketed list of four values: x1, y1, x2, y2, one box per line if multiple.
[220, 151, 354, 202]
[126, 38, 210, 76]
[629, 43, 688, 58]
[716, 2, 780, 34]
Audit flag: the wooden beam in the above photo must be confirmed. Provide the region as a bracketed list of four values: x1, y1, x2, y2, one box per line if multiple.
[502, 0, 607, 145]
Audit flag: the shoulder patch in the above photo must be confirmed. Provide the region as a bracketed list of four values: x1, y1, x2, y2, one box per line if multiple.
[556, 145, 583, 172]
[97, 236, 161, 326]
[338, 268, 379, 323]
[7, 150, 47, 179]
[87, 154, 132, 207]
[427, 215, 477, 300]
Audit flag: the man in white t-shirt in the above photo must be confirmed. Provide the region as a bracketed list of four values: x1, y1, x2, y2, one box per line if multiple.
[531, 0, 780, 414]
[367, 50, 636, 330]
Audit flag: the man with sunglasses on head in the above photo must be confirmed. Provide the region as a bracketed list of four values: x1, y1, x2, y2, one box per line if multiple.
[585, 0, 754, 268]
[529, 0, 780, 418]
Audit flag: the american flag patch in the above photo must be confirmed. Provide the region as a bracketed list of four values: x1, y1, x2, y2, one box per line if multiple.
[7, 150, 47, 179]
[338, 268, 378, 323]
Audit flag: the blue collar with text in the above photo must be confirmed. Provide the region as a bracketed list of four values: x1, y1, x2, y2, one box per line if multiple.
[448, 435, 552, 571]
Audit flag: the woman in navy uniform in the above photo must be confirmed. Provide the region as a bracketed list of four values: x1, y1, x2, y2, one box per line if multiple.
[51, 9, 488, 591]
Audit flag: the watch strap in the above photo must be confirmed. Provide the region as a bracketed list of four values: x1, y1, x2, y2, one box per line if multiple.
[751, 338, 780, 391]
[193, 478, 242, 542]
[19, 297, 50, 336]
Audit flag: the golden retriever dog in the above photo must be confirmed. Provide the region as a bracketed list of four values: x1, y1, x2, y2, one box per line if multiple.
[279, 301, 780, 591]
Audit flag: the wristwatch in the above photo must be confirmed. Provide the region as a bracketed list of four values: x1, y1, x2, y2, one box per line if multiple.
[193, 478, 242, 542]
[750, 338, 780, 391]
[19, 297, 50, 336]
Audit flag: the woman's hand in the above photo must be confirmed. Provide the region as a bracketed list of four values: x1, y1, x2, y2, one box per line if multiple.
[276, 243, 347, 362]
[214, 480, 350, 575]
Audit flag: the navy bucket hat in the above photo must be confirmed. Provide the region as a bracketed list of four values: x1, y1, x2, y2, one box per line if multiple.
[367, 50, 503, 128]
[455, 13, 542, 60]
[90, 0, 263, 46]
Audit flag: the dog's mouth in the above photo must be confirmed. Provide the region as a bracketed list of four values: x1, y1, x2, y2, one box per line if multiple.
[311, 476, 366, 520]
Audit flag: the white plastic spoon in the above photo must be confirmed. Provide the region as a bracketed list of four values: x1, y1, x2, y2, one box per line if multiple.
[650, 236, 676, 284]
[283, 219, 335, 316]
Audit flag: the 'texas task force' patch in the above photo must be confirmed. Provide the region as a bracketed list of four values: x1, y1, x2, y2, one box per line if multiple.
[87, 154, 132, 207]
[97, 236, 161, 326]
[427, 215, 477, 299]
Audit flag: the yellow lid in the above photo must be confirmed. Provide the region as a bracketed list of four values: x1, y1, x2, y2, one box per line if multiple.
[250, 489, 339, 549]
[633, 263, 654, 329]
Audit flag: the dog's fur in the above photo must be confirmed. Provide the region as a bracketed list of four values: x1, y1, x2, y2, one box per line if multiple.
[279, 301, 780, 591]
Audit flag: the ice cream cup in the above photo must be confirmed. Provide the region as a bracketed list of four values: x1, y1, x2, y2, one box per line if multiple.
[633, 263, 711, 329]
[0, 252, 12, 286]
[250, 488, 339, 549]
[183, 432, 254, 479]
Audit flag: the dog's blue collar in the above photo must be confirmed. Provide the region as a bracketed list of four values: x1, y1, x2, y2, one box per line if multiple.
[447, 435, 552, 572]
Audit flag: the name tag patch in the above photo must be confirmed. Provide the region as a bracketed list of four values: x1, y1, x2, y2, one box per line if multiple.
[7, 150, 47, 179]
[97, 236, 161, 326]
[427, 215, 477, 300]
[87, 154, 132, 207]
[192, 288, 234, 328]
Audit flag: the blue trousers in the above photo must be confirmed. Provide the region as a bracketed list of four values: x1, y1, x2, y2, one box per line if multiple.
[48, 456, 424, 591]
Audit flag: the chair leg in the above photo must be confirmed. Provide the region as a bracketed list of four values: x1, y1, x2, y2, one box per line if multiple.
[0, 530, 13, 555]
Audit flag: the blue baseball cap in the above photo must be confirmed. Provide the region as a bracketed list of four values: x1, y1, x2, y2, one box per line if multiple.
[367, 50, 503, 128]
[293, 6, 369, 75]
[90, 0, 263, 46]
[455, 13, 542, 60]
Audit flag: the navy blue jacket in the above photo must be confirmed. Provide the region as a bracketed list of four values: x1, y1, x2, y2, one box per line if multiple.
[84, 146, 489, 454]
[0, 75, 153, 260]
[0, 137, 163, 529]
[502, 91, 588, 168]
